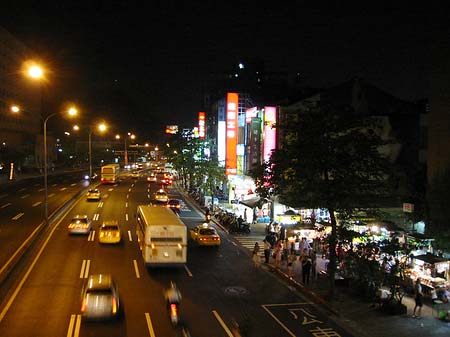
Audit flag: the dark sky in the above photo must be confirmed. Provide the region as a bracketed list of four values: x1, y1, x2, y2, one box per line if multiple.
[1, 1, 431, 142]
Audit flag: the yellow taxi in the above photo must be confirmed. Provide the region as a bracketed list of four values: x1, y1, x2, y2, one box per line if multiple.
[98, 221, 121, 244]
[154, 189, 169, 203]
[190, 223, 221, 246]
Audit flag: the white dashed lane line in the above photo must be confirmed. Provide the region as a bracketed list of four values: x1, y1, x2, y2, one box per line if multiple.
[1, 203, 11, 209]
[20, 194, 30, 199]
[12, 213, 25, 220]
[32, 201, 42, 207]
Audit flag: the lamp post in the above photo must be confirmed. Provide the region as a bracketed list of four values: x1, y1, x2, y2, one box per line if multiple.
[25, 62, 78, 223]
[115, 132, 135, 166]
[75, 123, 107, 181]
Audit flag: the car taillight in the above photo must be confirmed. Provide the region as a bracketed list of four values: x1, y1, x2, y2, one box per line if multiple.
[112, 298, 117, 314]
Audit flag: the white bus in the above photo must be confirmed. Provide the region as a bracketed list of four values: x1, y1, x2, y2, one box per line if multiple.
[136, 205, 187, 267]
[101, 164, 120, 184]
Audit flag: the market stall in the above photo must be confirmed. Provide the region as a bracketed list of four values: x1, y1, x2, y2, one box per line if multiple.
[406, 253, 450, 293]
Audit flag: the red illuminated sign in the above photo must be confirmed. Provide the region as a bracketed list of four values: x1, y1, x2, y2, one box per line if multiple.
[226, 93, 239, 175]
[198, 112, 206, 139]
[263, 106, 277, 163]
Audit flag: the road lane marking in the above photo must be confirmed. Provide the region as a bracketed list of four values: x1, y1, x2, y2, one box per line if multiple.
[48, 193, 55, 198]
[125, 202, 128, 208]
[1, 203, 11, 209]
[144, 313, 156, 337]
[148, 194, 150, 199]
[0, 194, 7, 199]
[93, 213, 100, 221]
[133, 259, 140, 278]
[34, 183, 40, 187]
[80, 259, 90, 278]
[88, 231, 95, 242]
[128, 188, 132, 192]
[125, 213, 129, 221]
[98, 202, 104, 208]
[0, 200, 80, 322]
[19, 188, 26, 192]
[32, 201, 42, 207]
[127, 194, 129, 199]
[131, 184, 134, 187]
[21, 194, 30, 199]
[12, 213, 25, 220]
[38, 188, 45, 192]
[70, 183, 76, 186]
[60, 187, 67, 191]
[212, 310, 234, 337]
[52, 184, 57, 187]
[67, 314, 81, 337]
[128, 230, 132, 241]
[184, 265, 193, 277]
[261, 304, 298, 337]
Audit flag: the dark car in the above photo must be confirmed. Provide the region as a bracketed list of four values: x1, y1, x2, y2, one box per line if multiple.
[166, 199, 182, 213]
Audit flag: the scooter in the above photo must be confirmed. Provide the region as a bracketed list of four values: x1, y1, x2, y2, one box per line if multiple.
[165, 281, 182, 326]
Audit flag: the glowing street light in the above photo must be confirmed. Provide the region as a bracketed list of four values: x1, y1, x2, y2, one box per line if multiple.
[116, 132, 135, 165]
[11, 105, 20, 113]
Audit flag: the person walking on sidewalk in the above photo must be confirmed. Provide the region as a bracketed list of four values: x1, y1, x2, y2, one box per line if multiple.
[252, 242, 260, 268]
[413, 277, 423, 318]
[287, 252, 296, 279]
[301, 249, 312, 285]
[263, 239, 271, 264]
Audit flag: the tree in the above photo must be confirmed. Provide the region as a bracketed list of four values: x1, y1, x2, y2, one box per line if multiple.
[252, 104, 392, 297]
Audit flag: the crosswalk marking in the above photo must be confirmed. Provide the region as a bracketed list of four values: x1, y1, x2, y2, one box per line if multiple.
[233, 236, 265, 257]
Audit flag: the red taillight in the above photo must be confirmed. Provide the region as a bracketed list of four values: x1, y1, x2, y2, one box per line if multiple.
[170, 303, 178, 316]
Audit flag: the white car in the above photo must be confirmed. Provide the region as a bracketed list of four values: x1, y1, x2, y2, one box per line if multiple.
[86, 189, 101, 201]
[68, 215, 92, 235]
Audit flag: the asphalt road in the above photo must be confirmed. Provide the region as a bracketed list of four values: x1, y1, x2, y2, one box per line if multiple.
[0, 171, 355, 337]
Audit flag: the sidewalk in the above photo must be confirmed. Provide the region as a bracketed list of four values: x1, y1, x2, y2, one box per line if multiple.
[237, 222, 450, 337]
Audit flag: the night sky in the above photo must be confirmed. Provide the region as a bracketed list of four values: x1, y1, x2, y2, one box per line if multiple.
[1, 1, 431, 142]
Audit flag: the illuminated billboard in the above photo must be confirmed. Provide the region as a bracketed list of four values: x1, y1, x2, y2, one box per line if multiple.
[263, 106, 277, 163]
[165, 125, 179, 134]
[198, 112, 206, 139]
[245, 107, 258, 123]
[217, 121, 226, 166]
[226, 92, 239, 175]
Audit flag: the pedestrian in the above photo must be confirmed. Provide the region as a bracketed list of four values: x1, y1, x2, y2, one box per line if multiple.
[301, 251, 312, 285]
[274, 241, 283, 268]
[263, 239, 271, 264]
[310, 250, 317, 280]
[252, 242, 260, 268]
[413, 278, 423, 318]
[287, 252, 296, 279]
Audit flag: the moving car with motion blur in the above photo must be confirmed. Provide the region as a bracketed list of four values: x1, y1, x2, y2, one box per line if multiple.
[68, 215, 92, 235]
[81, 274, 121, 320]
[86, 188, 101, 201]
[190, 223, 221, 246]
[130, 171, 140, 179]
[166, 199, 182, 214]
[147, 173, 157, 182]
[98, 221, 121, 244]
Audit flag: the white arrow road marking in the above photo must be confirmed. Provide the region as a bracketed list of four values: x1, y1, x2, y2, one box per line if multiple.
[32, 201, 42, 207]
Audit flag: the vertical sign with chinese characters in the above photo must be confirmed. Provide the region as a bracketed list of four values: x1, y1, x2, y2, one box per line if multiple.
[198, 111, 206, 139]
[263, 106, 277, 163]
[226, 92, 239, 175]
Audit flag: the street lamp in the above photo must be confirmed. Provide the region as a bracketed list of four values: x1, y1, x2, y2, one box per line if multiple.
[74, 122, 107, 181]
[115, 132, 135, 166]
[25, 61, 78, 223]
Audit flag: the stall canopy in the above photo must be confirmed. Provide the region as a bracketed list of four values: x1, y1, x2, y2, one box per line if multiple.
[240, 196, 262, 209]
[413, 253, 448, 264]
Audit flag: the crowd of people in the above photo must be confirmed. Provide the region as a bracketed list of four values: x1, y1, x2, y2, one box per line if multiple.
[256, 221, 319, 285]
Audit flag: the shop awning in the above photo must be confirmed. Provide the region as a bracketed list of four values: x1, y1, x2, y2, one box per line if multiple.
[413, 253, 449, 265]
[240, 196, 262, 209]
